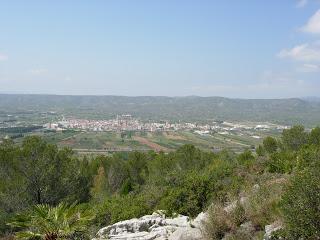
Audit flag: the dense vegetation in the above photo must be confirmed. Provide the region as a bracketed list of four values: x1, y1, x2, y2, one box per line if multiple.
[1, 94, 320, 125]
[1, 125, 320, 239]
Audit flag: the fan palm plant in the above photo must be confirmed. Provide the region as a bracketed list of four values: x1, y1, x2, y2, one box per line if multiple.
[8, 202, 94, 240]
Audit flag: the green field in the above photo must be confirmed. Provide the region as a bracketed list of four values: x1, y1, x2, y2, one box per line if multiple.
[8, 129, 280, 154]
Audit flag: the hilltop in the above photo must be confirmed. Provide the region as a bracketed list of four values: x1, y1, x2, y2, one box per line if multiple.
[0, 94, 320, 126]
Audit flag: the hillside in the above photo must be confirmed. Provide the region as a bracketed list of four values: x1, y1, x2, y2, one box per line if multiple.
[2, 126, 320, 239]
[0, 94, 320, 126]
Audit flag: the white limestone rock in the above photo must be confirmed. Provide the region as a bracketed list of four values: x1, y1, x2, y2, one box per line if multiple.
[95, 211, 205, 240]
[168, 227, 203, 240]
[190, 212, 208, 229]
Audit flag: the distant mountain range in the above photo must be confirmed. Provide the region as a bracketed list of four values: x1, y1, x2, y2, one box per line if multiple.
[302, 97, 320, 103]
[0, 94, 319, 126]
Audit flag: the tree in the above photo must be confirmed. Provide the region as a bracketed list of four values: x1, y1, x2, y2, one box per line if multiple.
[127, 151, 148, 185]
[263, 136, 278, 154]
[17, 136, 87, 205]
[90, 166, 108, 202]
[8, 203, 93, 240]
[282, 125, 308, 151]
[1, 136, 89, 209]
[309, 127, 320, 146]
[105, 158, 129, 193]
[174, 145, 209, 170]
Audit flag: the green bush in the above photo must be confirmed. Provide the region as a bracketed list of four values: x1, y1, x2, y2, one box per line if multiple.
[282, 125, 308, 151]
[237, 150, 255, 167]
[95, 194, 151, 226]
[296, 145, 320, 170]
[159, 171, 210, 217]
[263, 136, 278, 154]
[244, 183, 283, 229]
[267, 151, 296, 174]
[309, 127, 320, 146]
[281, 164, 320, 239]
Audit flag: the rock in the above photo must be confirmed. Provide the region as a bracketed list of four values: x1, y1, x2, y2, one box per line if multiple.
[168, 227, 203, 240]
[239, 221, 255, 233]
[109, 231, 156, 240]
[190, 212, 208, 228]
[264, 221, 283, 240]
[165, 215, 189, 227]
[95, 211, 205, 240]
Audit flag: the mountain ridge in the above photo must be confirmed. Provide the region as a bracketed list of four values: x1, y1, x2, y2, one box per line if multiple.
[0, 94, 319, 126]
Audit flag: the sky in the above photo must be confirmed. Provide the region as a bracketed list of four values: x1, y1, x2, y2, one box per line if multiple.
[0, 0, 320, 98]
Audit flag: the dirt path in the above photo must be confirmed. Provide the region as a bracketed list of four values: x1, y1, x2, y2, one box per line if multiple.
[133, 136, 170, 152]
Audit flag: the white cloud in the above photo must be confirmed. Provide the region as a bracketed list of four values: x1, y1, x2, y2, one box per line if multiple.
[278, 42, 320, 62]
[296, 0, 308, 8]
[298, 63, 320, 72]
[301, 9, 320, 34]
[0, 54, 8, 61]
[28, 68, 48, 75]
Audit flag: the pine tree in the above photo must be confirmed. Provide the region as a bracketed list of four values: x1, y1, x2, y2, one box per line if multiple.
[90, 166, 108, 203]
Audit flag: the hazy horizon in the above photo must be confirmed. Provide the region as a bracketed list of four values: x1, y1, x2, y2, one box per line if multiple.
[1, 91, 320, 101]
[1, 1, 320, 98]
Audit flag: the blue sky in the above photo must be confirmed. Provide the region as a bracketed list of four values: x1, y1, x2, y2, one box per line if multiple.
[0, 0, 320, 98]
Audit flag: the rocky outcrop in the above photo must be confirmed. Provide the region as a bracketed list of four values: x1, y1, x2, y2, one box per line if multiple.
[93, 202, 283, 240]
[94, 211, 206, 240]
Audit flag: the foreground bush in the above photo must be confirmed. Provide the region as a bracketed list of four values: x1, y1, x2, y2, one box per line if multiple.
[281, 163, 320, 239]
[159, 171, 211, 217]
[95, 194, 151, 226]
[203, 201, 247, 240]
[244, 183, 283, 229]
[8, 203, 93, 240]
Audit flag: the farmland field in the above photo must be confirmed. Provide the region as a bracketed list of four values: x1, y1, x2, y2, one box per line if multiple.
[15, 129, 279, 154]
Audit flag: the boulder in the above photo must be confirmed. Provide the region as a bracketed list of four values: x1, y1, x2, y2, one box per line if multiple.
[190, 212, 207, 229]
[168, 227, 203, 240]
[95, 211, 205, 240]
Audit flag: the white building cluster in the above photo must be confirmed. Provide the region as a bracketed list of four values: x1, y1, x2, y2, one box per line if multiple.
[44, 114, 289, 135]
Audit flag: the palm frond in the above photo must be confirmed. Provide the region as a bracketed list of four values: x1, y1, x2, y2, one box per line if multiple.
[8, 202, 95, 240]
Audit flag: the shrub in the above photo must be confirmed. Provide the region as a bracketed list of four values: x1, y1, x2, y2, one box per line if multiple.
[309, 127, 320, 146]
[256, 145, 265, 157]
[202, 201, 246, 240]
[282, 125, 308, 151]
[159, 171, 210, 217]
[267, 151, 296, 174]
[8, 203, 94, 240]
[263, 137, 278, 154]
[281, 164, 320, 239]
[203, 203, 235, 240]
[95, 194, 151, 227]
[237, 150, 255, 167]
[296, 145, 320, 170]
[244, 183, 283, 229]
[223, 230, 253, 240]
